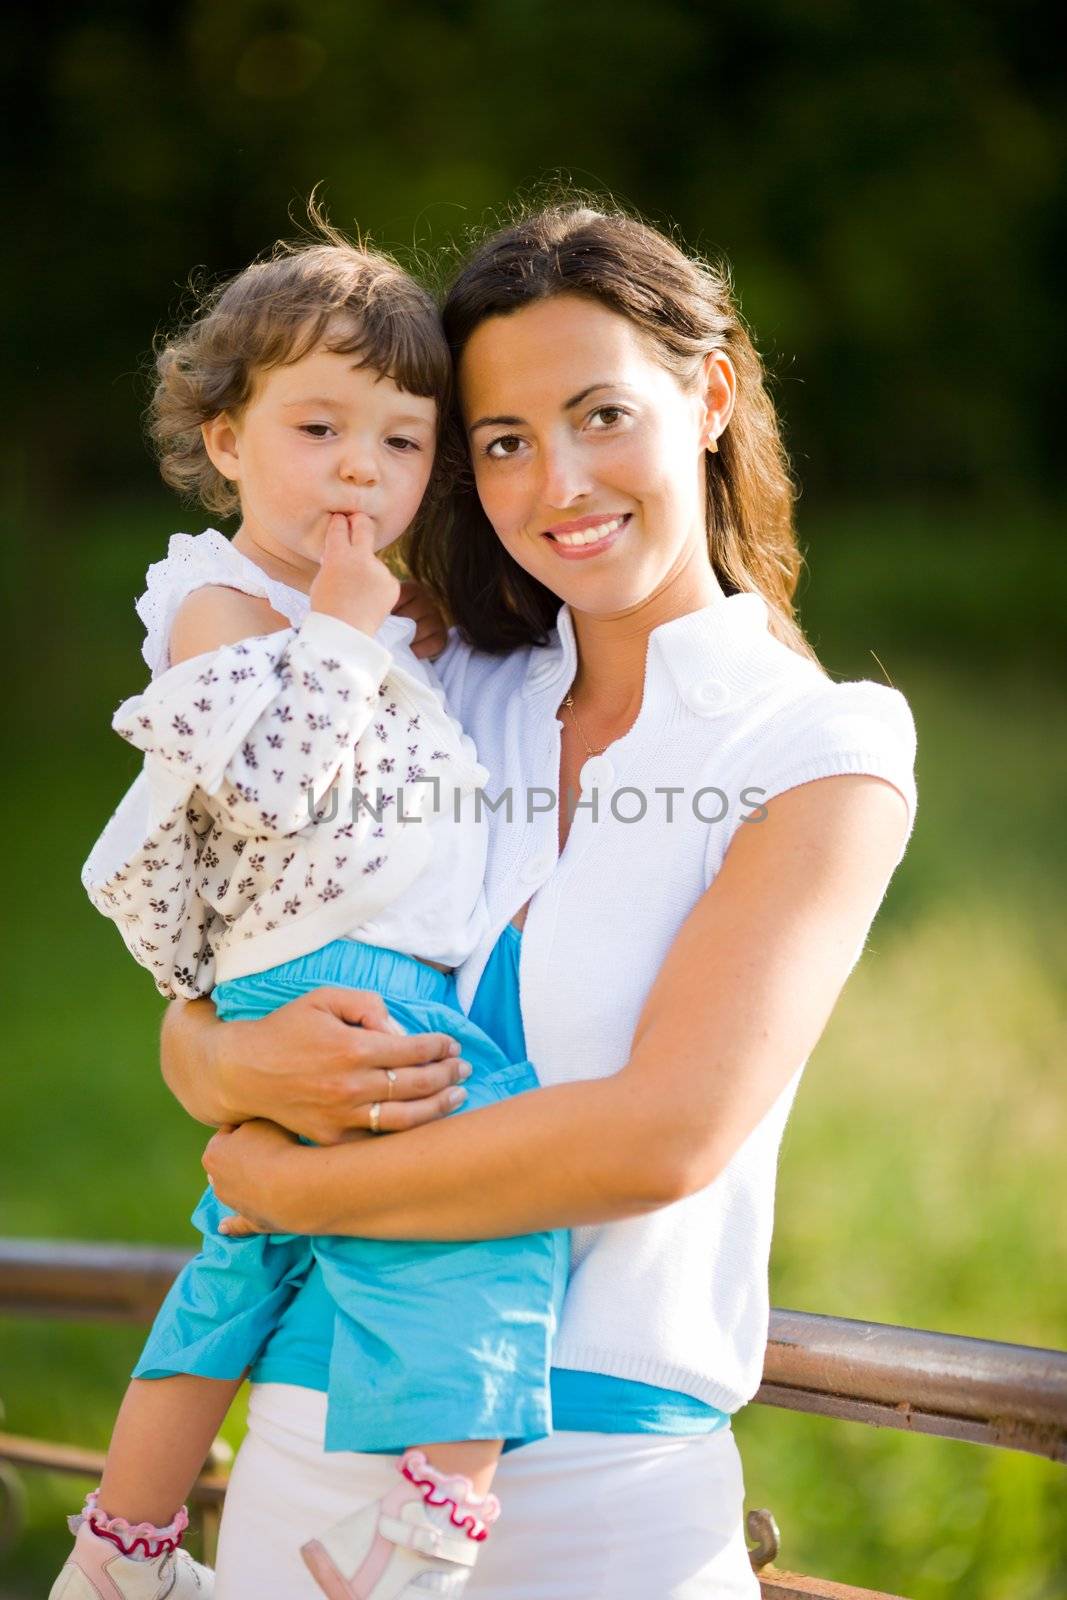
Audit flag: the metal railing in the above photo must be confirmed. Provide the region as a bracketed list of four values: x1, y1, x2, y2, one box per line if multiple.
[2, 1239, 1065, 1598]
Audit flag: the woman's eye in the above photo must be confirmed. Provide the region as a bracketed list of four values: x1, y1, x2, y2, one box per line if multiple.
[588, 405, 625, 429]
[485, 434, 525, 460]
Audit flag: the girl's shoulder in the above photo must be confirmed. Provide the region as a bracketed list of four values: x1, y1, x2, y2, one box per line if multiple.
[136, 530, 309, 677]
[168, 584, 292, 667]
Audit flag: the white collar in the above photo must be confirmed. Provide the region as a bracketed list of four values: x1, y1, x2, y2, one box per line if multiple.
[521, 590, 808, 718]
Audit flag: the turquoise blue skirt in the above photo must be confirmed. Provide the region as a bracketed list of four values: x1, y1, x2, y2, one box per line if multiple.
[134, 939, 569, 1454]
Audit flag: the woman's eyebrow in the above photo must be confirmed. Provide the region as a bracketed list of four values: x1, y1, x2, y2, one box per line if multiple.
[468, 411, 524, 435]
[468, 382, 627, 435]
[563, 382, 619, 410]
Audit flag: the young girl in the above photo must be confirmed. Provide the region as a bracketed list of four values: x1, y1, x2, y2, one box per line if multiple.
[59, 225, 567, 1600]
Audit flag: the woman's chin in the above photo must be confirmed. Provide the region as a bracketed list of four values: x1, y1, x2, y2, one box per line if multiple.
[546, 563, 668, 617]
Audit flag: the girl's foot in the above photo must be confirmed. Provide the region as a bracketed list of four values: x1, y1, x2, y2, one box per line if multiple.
[300, 1448, 501, 1599]
[49, 1491, 213, 1598]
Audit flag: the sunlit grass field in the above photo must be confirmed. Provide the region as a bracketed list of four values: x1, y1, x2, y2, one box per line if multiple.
[2, 499, 1064, 1598]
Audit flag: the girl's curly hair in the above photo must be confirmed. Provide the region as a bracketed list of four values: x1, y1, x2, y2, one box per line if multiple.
[149, 213, 451, 518]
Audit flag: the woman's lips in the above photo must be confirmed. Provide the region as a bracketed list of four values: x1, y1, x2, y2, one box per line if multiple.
[543, 513, 630, 559]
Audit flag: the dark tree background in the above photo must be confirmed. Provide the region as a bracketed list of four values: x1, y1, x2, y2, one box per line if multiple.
[5, 0, 1063, 513]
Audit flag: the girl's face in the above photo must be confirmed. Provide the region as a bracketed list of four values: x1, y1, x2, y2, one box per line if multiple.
[459, 294, 733, 616]
[204, 340, 437, 579]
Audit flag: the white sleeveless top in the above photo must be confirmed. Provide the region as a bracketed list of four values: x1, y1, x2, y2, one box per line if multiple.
[83, 531, 490, 994]
[136, 529, 314, 677]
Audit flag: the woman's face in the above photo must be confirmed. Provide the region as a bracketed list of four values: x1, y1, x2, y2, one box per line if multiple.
[459, 293, 732, 616]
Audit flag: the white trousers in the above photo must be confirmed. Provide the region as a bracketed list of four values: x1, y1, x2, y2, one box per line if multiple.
[215, 1384, 759, 1600]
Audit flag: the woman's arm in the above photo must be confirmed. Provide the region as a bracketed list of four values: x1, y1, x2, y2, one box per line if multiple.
[161, 990, 471, 1144]
[204, 772, 910, 1233]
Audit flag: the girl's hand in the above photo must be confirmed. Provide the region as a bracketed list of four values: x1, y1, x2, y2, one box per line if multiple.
[216, 1211, 268, 1239]
[310, 513, 401, 636]
[393, 579, 450, 660]
[213, 986, 469, 1146]
[204, 1121, 310, 1234]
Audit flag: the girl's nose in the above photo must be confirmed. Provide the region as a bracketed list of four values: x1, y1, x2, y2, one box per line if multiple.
[340, 443, 379, 486]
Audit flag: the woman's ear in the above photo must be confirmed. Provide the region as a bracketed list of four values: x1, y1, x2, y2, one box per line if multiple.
[201, 413, 241, 483]
[699, 352, 736, 452]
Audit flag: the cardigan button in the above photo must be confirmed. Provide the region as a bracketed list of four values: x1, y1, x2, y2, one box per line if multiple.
[579, 754, 614, 791]
[522, 850, 555, 884]
[686, 677, 730, 715]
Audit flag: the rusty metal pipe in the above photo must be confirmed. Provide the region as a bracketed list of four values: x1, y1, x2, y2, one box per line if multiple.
[756, 1308, 1067, 1461]
[3, 1240, 1066, 1461]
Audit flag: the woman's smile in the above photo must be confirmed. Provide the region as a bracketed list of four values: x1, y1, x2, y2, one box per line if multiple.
[542, 511, 631, 556]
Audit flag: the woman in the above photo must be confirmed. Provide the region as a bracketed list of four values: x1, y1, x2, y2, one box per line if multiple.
[168, 203, 917, 1598]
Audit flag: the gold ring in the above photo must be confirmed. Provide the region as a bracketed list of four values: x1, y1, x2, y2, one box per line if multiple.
[369, 1101, 382, 1135]
[385, 1069, 398, 1102]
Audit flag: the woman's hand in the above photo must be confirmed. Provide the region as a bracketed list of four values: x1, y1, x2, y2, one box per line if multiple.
[164, 987, 470, 1144]
[204, 1121, 312, 1234]
[393, 579, 450, 660]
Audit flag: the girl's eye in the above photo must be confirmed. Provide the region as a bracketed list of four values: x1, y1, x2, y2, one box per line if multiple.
[386, 436, 422, 452]
[300, 424, 334, 439]
[484, 434, 525, 460]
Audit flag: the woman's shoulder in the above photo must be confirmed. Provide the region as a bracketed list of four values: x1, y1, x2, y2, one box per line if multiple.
[741, 619, 916, 765]
[655, 597, 917, 840]
[435, 628, 545, 725]
[736, 660, 918, 841]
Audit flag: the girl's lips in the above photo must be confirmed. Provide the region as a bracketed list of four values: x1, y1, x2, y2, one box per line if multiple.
[543, 513, 630, 560]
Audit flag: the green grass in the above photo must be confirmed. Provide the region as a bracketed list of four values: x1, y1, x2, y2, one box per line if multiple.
[1, 498, 1065, 1597]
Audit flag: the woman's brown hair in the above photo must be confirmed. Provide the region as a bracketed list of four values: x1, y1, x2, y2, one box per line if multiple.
[411, 203, 815, 661]
[149, 212, 451, 519]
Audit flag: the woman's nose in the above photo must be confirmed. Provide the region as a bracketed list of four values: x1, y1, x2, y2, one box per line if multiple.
[539, 440, 591, 509]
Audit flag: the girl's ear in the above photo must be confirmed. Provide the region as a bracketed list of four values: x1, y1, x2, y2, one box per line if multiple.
[201, 413, 241, 483]
[698, 351, 737, 452]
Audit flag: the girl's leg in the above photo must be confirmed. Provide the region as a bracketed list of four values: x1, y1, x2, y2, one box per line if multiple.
[300, 996, 563, 1594]
[411, 1439, 500, 1500]
[48, 1375, 240, 1596]
[99, 1372, 243, 1525]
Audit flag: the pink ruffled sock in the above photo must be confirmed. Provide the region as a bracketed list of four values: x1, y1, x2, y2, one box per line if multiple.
[396, 1448, 502, 1542]
[70, 1487, 190, 1560]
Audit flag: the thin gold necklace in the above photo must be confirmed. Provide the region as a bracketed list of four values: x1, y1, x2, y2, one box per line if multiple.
[561, 693, 607, 758]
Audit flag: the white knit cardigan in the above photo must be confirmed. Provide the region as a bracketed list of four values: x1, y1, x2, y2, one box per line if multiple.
[82, 534, 488, 998]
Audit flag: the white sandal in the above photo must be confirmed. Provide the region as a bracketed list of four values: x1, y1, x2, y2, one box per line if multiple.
[301, 1448, 500, 1599]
